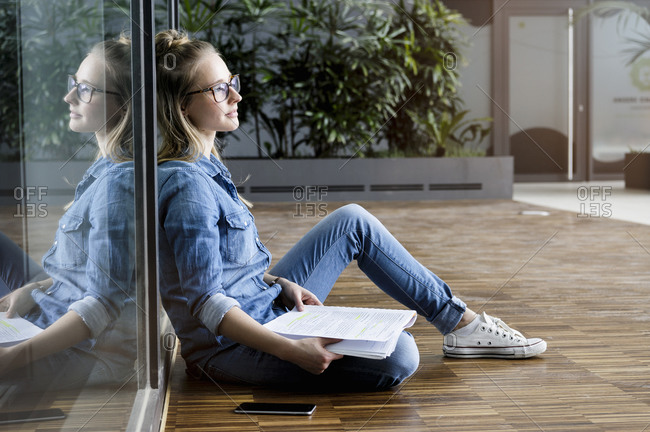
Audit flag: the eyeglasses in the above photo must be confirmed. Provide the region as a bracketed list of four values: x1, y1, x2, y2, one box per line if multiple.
[185, 74, 240, 103]
[67, 75, 119, 104]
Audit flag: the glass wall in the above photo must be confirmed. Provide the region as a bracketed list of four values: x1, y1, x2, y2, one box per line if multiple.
[508, 14, 571, 177]
[590, 12, 650, 176]
[0, 1, 169, 430]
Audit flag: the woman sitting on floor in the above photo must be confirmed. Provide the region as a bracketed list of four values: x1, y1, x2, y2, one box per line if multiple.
[154, 29, 546, 391]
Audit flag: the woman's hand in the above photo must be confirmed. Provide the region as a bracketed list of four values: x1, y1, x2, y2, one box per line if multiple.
[218, 306, 343, 376]
[283, 337, 344, 375]
[276, 278, 322, 312]
[0, 280, 47, 318]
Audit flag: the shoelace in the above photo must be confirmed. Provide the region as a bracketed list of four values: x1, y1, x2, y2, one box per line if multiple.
[483, 312, 525, 341]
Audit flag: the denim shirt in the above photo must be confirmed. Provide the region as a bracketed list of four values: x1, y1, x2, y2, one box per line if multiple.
[33, 157, 136, 362]
[158, 155, 282, 366]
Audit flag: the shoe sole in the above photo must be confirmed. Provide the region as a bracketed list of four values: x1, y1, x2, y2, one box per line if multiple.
[443, 339, 547, 359]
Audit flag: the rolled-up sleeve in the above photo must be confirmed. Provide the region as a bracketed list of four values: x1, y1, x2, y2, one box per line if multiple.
[159, 169, 238, 333]
[68, 296, 111, 338]
[77, 168, 136, 337]
[197, 293, 241, 334]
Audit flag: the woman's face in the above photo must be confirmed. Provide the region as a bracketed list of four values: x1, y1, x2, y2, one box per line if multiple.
[64, 54, 122, 136]
[184, 53, 241, 134]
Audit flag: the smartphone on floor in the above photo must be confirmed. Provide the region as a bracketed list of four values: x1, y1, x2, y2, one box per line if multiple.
[234, 402, 316, 415]
[0, 408, 66, 425]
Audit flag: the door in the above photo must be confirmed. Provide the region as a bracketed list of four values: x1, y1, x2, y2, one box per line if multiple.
[492, 0, 589, 182]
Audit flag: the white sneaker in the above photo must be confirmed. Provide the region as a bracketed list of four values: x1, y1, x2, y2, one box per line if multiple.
[443, 312, 547, 359]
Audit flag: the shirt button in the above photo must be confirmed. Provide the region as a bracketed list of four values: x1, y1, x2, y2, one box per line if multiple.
[61, 224, 66, 229]
[54, 241, 58, 245]
[244, 221, 249, 227]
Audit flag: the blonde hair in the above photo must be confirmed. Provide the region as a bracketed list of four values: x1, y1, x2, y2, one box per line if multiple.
[64, 36, 132, 211]
[90, 35, 133, 161]
[155, 30, 251, 206]
[155, 29, 222, 163]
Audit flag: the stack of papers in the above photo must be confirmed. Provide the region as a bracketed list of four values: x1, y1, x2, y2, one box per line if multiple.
[264, 305, 417, 359]
[0, 312, 43, 347]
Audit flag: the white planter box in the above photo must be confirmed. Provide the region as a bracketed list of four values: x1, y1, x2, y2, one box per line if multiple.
[226, 156, 513, 202]
[1, 156, 514, 205]
[0, 160, 90, 206]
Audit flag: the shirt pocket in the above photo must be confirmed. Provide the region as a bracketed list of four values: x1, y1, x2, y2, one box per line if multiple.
[52, 214, 87, 269]
[224, 209, 258, 265]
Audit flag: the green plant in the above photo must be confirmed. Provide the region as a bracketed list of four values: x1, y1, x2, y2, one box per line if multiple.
[0, 4, 20, 160]
[222, 0, 284, 157]
[627, 145, 650, 154]
[180, 0, 284, 156]
[0, 0, 143, 161]
[269, 0, 409, 157]
[17, 0, 106, 160]
[383, 0, 490, 157]
[179, 0, 228, 34]
[179, 0, 490, 158]
[418, 110, 491, 157]
[578, 1, 650, 64]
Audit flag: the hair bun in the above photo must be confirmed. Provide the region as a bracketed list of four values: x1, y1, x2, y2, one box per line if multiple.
[155, 29, 190, 59]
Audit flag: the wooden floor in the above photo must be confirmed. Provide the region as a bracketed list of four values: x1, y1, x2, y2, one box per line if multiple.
[2, 199, 649, 431]
[163, 200, 650, 432]
[0, 206, 138, 432]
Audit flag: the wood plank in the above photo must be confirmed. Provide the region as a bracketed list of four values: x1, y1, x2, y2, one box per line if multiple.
[164, 200, 650, 432]
[3, 199, 650, 431]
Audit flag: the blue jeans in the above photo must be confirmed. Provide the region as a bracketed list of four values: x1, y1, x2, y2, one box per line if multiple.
[199, 204, 466, 391]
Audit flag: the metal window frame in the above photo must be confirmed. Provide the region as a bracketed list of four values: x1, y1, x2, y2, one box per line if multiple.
[125, 0, 175, 430]
[168, 0, 179, 30]
[131, 0, 159, 389]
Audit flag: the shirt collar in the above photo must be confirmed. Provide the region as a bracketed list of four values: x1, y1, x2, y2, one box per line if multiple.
[84, 157, 113, 179]
[194, 153, 231, 179]
[74, 157, 113, 201]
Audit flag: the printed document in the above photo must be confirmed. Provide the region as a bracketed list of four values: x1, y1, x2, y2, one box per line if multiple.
[264, 305, 417, 359]
[0, 312, 43, 347]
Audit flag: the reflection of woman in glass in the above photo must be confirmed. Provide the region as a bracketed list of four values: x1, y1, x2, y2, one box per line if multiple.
[0, 36, 136, 394]
[154, 29, 546, 391]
